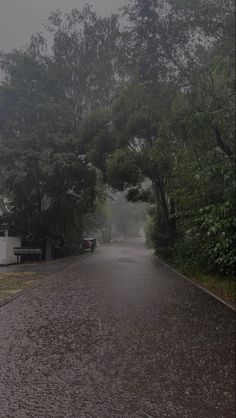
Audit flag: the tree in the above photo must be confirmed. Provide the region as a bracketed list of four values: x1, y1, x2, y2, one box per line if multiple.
[120, 0, 235, 161]
[105, 81, 177, 247]
[80, 108, 119, 175]
[46, 5, 120, 127]
[0, 4, 120, 249]
[0, 47, 96, 247]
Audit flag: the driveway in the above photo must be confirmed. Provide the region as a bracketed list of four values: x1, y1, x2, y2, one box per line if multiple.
[0, 240, 235, 418]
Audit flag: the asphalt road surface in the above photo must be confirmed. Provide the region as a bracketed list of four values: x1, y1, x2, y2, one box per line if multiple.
[0, 240, 235, 418]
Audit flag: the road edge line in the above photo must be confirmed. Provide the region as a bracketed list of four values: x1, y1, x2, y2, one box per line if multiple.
[153, 254, 235, 312]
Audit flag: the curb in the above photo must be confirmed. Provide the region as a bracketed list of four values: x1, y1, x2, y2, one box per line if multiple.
[153, 255, 235, 312]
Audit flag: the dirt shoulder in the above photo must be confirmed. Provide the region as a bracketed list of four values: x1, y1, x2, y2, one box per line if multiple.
[0, 252, 93, 305]
[0, 272, 45, 304]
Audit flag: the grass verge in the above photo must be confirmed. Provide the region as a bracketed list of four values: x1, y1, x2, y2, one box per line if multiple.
[156, 253, 235, 305]
[169, 260, 235, 304]
[187, 273, 236, 305]
[0, 272, 43, 303]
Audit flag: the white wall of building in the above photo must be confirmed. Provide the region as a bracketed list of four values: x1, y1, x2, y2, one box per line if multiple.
[0, 237, 7, 265]
[0, 236, 21, 265]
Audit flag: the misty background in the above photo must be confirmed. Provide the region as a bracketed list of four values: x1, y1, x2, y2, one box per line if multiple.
[0, 0, 125, 51]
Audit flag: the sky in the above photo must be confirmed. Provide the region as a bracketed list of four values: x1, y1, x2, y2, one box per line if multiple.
[0, 0, 126, 52]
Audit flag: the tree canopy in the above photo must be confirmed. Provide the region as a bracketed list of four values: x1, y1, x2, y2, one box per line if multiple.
[0, 1, 235, 273]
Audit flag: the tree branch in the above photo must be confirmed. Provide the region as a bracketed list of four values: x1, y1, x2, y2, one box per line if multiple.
[211, 122, 233, 161]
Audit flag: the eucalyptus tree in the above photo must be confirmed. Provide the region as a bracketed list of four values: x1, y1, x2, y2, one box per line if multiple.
[46, 5, 120, 130]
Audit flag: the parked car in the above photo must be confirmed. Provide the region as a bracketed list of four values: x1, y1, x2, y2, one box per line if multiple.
[81, 238, 96, 253]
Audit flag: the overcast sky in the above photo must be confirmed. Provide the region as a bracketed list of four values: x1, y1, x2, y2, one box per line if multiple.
[0, 0, 126, 52]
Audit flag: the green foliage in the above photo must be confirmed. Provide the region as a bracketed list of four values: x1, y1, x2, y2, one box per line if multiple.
[0, 5, 120, 248]
[80, 109, 118, 173]
[106, 149, 143, 191]
[118, 0, 235, 277]
[145, 211, 173, 257]
[0, 133, 96, 244]
[0, 46, 96, 247]
[191, 202, 236, 276]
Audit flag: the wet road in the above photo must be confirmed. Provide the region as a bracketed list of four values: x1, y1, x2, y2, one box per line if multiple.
[0, 240, 235, 418]
[0, 254, 90, 275]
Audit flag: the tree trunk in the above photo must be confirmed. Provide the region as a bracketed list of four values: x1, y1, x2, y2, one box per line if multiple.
[153, 177, 176, 244]
[170, 198, 176, 243]
[153, 178, 170, 227]
[211, 122, 233, 161]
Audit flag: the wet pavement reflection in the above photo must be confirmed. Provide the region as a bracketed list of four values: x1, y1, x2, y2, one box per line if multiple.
[0, 240, 235, 417]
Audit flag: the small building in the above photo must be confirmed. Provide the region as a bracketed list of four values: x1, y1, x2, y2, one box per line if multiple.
[0, 226, 21, 265]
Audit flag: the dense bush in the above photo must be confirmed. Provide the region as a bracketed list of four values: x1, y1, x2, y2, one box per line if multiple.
[162, 200, 236, 277]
